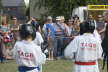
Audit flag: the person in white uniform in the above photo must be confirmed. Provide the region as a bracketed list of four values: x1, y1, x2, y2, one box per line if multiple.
[33, 23, 44, 72]
[64, 20, 103, 72]
[12, 24, 46, 72]
[33, 24, 44, 46]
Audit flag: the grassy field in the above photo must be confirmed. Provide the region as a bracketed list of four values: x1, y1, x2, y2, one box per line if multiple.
[0, 59, 106, 72]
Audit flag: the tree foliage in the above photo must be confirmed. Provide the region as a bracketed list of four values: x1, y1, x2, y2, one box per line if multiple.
[0, 0, 2, 9]
[35, 0, 108, 19]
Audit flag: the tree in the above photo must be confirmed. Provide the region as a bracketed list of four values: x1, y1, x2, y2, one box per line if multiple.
[35, 0, 108, 19]
[0, 0, 3, 9]
[35, 0, 83, 19]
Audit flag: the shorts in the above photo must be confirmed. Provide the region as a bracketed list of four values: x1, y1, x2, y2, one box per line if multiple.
[48, 37, 55, 51]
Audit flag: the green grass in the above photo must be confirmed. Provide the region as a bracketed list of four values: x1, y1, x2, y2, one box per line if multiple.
[0, 59, 107, 72]
[43, 59, 72, 72]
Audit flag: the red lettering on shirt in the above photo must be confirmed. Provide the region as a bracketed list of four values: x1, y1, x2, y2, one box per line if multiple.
[17, 50, 34, 60]
[25, 53, 29, 57]
[85, 43, 87, 47]
[93, 44, 96, 48]
[80, 43, 96, 50]
[81, 43, 84, 47]
[30, 53, 33, 58]
[88, 43, 92, 47]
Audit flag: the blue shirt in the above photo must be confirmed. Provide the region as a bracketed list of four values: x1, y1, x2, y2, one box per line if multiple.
[45, 23, 55, 38]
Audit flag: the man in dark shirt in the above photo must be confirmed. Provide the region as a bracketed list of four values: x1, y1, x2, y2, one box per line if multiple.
[96, 14, 106, 39]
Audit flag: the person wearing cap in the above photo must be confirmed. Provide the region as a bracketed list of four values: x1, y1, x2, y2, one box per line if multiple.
[59, 16, 68, 57]
[54, 16, 67, 59]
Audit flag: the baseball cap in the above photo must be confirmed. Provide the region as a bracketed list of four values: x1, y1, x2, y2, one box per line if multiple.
[56, 16, 61, 20]
[47, 16, 52, 19]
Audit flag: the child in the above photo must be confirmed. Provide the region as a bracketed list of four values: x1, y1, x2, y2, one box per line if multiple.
[65, 20, 103, 72]
[12, 24, 46, 72]
[33, 23, 44, 46]
[33, 22, 44, 72]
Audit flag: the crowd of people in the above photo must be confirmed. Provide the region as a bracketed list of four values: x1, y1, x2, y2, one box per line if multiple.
[0, 15, 19, 61]
[0, 13, 107, 72]
[42, 15, 80, 60]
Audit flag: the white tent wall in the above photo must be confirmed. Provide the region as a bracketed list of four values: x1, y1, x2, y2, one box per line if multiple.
[72, 6, 87, 22]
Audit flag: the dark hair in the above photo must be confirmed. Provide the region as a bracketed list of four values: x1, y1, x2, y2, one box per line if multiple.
[80, 20, 95, 35]
[73, 15, 79, 19]
[19, 24, 36, 40]
[31, 20, 39, 31]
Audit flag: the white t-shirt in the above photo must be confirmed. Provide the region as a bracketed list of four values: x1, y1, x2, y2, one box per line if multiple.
[34, 32, 44, 46]
[65, 33, 102, 62]
[12, 40, 46, 67]
[65, 25, 72, 36]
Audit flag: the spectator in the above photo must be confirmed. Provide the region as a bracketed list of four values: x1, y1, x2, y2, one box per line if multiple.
[73, 15, 80, 35]
[54, 16, 66, 59]
[0, 34, 5, 63]
[102, 24, 108, 71]
[42, 16, 55, 60]
[10, 16, 20, 44]
[66, 19, 74, 37]
[96, 14, 106, 39]
[87, 14, 101, 43]
[0, 16, 12, 59]
[27, 17, 41, 32]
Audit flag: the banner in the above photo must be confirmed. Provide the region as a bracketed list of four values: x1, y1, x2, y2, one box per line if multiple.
[88, 5, 108, 10]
